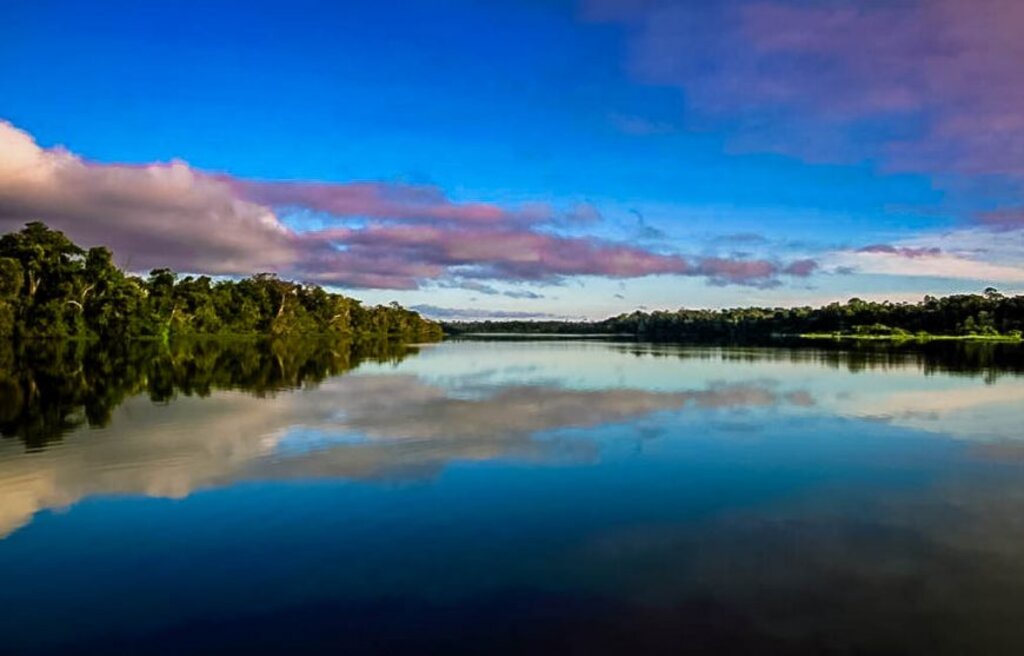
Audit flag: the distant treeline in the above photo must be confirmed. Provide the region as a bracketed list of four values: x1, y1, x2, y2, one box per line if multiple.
[0, 223, 442, 342]
[444, 291, 1024, 341]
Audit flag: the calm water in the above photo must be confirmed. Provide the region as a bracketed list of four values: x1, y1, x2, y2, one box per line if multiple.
[2, 338, 1024, 654]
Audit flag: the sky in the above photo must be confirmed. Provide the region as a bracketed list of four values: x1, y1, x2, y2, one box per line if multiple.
[1, 0, 1023, 320]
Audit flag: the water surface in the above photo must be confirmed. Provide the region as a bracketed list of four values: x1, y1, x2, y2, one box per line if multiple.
[2, 339, 1024, 654]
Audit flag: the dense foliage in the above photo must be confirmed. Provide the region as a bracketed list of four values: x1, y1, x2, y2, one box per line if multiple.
[445, 291, 1024, 341]
[0, 223, 441, 342]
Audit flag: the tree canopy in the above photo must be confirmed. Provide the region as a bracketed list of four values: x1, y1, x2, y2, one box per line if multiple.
[0, 222, 442, 342]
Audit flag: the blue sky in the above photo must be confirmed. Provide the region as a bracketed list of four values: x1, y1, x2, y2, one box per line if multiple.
[1, 0, 1022, 318]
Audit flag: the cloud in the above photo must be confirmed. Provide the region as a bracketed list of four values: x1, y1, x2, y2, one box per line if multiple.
[225, 177, 545, 227]
[503, 289, 545, 300]
[410, 305, 566, 320]
[436, 279, 503, 295]
[628, 208, 667, 240]
[829, 235, 1024, 283]
[0, 120, 820, 290]
[782, 259, 819, 276]
[694, 257, 778, 288]
[0, 121, 295, 274]
[302, 224, 694, 287]
[694, 255, 817, 287]
[0, 119, 827, 291]
[434, 279, 545, 299]
[585, 0, 1024, 185]
[857, 245, 943, 259]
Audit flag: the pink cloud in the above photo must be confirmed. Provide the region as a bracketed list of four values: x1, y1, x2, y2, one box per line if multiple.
[782, 258, 820, 276]
[689, 255, 817, 287]
[296, 224, 693, 288]
[226, 178, 547, 227]
[693, 257, 778, 287]
[0, 120, 816, 290]
[585, 0, 1024, 181]
[300, 225, 818, 288]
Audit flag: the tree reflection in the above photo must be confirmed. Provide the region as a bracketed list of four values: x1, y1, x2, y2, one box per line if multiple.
[611, 339, 1024, 380]
[2, 338, 1021, 454]
[0, 338, 419, 451]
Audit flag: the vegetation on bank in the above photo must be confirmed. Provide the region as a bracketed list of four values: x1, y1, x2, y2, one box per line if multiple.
[0, 223, 441, 342]
[445, 290, 1024, 342]
[798, 332, 1022, 342]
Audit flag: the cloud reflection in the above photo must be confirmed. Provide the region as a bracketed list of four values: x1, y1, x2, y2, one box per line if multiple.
[0, 372, 807, 538]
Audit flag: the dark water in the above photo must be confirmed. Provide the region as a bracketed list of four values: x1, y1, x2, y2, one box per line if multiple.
[2, 338, 1024, 655]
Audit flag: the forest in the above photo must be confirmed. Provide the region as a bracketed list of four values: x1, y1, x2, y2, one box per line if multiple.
[0, 223, 442, 342]
[445, 290, 1024, 342]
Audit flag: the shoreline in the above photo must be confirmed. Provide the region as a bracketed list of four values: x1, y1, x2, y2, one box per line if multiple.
[796, 333, 1023, 343]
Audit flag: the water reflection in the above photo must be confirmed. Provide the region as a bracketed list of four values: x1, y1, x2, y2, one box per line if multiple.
[0, 338, 418, 451]
[2, 339, 1024, 653]
[0, 371, 818, 537]
[2, 340, 1024, 539]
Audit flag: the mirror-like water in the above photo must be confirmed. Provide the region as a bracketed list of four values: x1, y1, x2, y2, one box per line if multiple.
[2, 339, 1024, 654]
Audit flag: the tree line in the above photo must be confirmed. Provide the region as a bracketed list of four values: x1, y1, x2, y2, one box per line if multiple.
[0, 223, 442, 342]
[444, 290, 1024, 342]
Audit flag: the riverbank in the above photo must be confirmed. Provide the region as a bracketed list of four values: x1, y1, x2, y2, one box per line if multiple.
[797, 332, 1023, 343]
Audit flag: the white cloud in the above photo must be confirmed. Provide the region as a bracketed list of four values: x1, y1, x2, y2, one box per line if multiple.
[824, 227, 1024, 284]
[0, 121, 296, 274]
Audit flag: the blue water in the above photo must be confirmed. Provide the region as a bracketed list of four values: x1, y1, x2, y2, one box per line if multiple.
[2, 340, 1023, 654]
